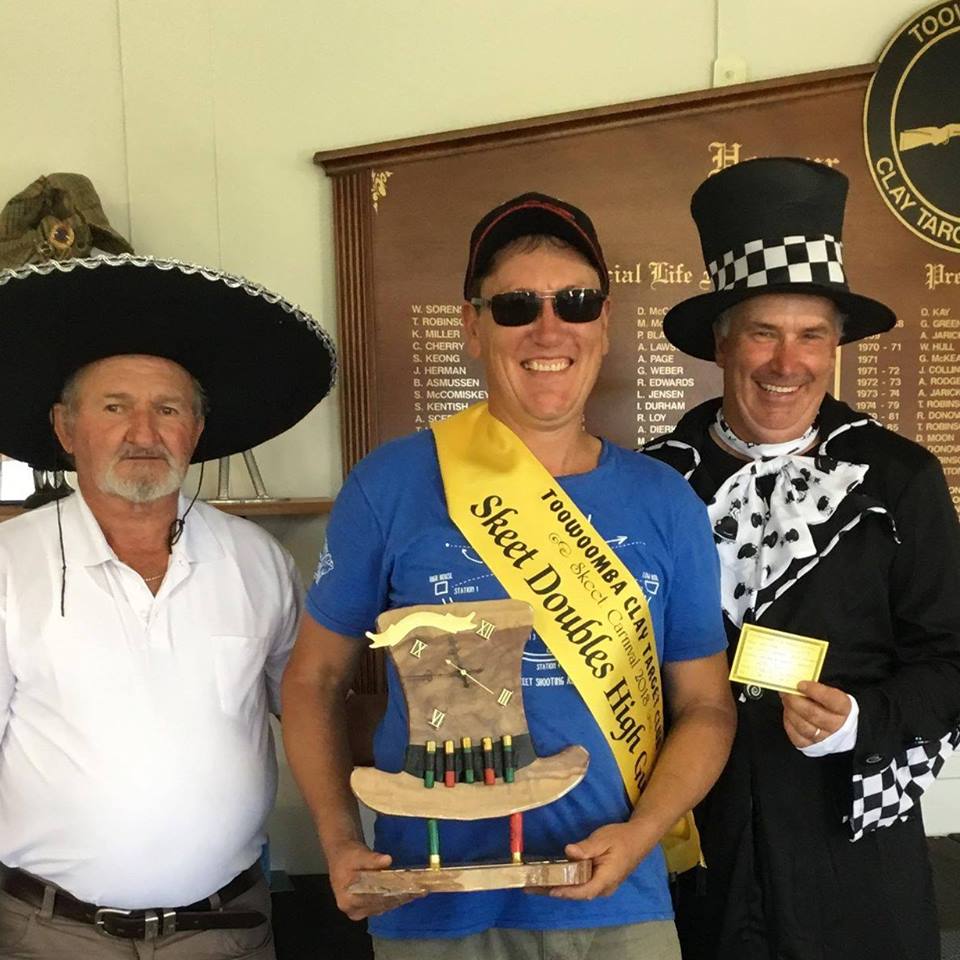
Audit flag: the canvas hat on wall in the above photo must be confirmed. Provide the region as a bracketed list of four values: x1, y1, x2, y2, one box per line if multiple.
[0, 173, 133, 269]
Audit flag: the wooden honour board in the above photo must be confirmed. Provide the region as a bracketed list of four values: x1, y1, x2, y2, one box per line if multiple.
[317, 66, 960, 692]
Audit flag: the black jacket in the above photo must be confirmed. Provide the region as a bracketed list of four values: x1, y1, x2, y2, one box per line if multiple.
[646, 396, 960, 960]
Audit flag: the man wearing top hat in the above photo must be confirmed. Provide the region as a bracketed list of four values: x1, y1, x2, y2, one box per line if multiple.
[0, 255, 336, 958]
[645, 158, 960, 960]
[282, 193, 736, 959]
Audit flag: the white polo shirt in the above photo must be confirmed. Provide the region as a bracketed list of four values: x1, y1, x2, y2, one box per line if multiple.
[0, 492, 300, 908]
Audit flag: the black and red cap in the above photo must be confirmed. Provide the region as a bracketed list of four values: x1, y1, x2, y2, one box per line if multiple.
[463, 192, 609, 298]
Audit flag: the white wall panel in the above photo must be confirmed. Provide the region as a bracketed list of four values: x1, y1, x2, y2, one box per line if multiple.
[716, 0, 926, 82]
[922, 752, 960, 836]
[117, 1, 220, 263]
[0, 2, 128, 241]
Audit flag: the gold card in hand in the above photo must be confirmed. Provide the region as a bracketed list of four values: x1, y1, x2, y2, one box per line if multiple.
[728, 623, 829, 694]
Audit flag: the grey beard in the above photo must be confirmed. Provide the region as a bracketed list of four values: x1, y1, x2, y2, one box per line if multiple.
[99, 461, 186, 504]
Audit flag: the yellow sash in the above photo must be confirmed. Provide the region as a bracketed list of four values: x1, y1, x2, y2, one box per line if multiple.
[432, 402, 700, 873]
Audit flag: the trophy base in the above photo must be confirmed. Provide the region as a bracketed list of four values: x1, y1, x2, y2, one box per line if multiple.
[349, 858, 591, 895]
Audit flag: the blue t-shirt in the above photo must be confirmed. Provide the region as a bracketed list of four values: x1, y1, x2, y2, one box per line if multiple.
[307, 429, 725, 939]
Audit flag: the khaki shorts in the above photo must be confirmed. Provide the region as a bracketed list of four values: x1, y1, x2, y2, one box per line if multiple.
[373, 920, 680, 960]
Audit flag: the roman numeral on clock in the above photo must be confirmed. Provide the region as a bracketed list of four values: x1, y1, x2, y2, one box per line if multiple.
[410, 638, 427, 659]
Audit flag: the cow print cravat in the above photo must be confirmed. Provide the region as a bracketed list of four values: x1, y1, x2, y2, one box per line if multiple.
[708, 411, 868, 626]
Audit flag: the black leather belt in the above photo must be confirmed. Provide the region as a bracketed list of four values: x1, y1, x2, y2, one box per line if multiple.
[0, 862, 267, 940]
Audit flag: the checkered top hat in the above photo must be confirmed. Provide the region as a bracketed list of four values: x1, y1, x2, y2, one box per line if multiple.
[663, 158, 896, 360]
[463, 192, 609, 298]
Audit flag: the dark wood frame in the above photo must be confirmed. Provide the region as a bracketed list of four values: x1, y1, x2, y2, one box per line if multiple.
[315, 64, 875, 473]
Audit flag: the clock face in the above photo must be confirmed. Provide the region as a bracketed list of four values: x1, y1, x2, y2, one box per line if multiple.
[371, 599, 533, 745]
[353, 597, 590, 821]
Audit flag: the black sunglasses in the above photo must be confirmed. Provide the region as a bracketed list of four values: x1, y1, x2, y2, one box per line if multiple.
[470, 288, 606, 327]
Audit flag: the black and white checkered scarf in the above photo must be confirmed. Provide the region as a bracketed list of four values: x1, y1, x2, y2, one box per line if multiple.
[708, 411, 869, 626]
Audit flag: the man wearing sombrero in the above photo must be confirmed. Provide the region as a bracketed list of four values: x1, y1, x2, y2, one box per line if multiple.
[0, 255, 335, 958]
[645, 158, 960, 960]
[283, 193, 736, 959]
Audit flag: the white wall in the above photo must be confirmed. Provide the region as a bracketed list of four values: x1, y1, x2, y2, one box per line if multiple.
[1, 0, 952, 872]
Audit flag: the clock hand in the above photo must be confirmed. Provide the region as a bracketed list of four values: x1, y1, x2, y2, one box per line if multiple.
[444, 658, 496, 695]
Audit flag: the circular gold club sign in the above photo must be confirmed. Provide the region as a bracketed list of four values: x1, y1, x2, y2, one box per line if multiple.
[864, 1, 960, 253]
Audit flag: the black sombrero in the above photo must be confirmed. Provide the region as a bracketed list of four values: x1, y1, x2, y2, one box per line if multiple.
[663, 158, 896, 360]
[0, 255, 337, 469]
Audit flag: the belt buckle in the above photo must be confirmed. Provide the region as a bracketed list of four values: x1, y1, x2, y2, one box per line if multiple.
[94, 906, 177, 940]
[94, 907, 134, 939]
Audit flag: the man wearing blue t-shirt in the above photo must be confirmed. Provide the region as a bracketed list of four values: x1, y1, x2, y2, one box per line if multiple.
[282, 193, 736, 960]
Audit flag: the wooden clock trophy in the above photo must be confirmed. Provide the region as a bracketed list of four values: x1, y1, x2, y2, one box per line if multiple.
[349, 598, 592, 894]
